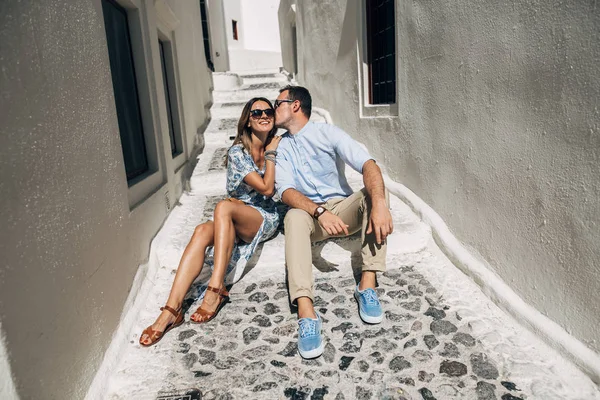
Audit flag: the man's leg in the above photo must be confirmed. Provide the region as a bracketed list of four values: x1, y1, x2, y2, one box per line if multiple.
[328, 188, 390, 323]
[284, 208, 327, 358]
[284, 208, 317, 318]
[359, 188, 389, 280]
[327, 188, 388, 280]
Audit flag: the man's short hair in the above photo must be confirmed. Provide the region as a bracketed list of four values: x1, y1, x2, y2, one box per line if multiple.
[280, 85, 312, 119]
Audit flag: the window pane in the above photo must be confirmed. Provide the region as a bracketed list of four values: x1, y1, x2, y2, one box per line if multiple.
[366, 0, 396, 105]
[159, 40, 177, 156]
[232, 20, 238, 40]
[384, 28, 393, 54]
[102, 0, 149, 180]
[387, 54, 395, 80]
[199, 0, 214, 71]
[388, 78, 396, 103]
[387, 3, 395, 27]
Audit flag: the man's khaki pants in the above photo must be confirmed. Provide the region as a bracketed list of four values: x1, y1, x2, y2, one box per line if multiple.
[284, 188, 389, 304]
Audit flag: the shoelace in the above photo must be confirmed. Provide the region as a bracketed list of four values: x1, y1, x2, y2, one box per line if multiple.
[360, 288, 381, 306]
[298, 318, 317, 338]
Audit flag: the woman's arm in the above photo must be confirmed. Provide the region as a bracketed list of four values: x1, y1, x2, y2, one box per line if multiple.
[242, 136, 281, 197]
[243, 165, 275, 196]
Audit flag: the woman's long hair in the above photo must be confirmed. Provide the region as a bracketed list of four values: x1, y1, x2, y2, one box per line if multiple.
[227, 97, 277, 164]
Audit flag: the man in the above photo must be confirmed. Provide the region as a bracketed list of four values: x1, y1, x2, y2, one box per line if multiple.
[274, 85, 394, 359]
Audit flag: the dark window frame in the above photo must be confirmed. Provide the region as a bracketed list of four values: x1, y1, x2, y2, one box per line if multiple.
[199, 0, 214, 71]
[102, 0, 149, 181]
[158, 38, 182, 158]
[232, 20, 238, 41]
[366, 0, 396, 105]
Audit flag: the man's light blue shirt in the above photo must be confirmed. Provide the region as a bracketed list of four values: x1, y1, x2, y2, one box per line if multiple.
[275, 121, 373, 203]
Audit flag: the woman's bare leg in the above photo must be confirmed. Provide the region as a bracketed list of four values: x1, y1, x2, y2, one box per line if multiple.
[192, 200, 264, 317]
[140, 222, 214, 345]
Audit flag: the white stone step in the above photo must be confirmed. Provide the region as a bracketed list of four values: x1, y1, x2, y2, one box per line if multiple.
[212, 89, 283, 102]
[211, 72, 243, 91]
[242, 74, 289, 86]
[236, 68, 281, 77]
[211, 102, 248, 119]
[209, 107, 328, 129]
[204, 117, 238, 135]
[213, 88, 282, 103]
[211, 104, 329, 125]
[212, 71, 289, 91]
[206, 113, 327, 134]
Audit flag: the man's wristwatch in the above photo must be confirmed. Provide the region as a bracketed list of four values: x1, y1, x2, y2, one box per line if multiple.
[313, 206, 326, 219]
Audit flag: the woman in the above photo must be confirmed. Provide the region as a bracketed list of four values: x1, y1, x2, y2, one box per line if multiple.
[140, 97, 282, 347]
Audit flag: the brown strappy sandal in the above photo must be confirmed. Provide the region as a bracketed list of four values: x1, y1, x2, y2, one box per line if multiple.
[190, 285, 230, 323]
[139, 305, 184, 347]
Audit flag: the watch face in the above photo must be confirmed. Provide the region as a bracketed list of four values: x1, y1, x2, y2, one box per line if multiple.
[315, 206, 325, 218]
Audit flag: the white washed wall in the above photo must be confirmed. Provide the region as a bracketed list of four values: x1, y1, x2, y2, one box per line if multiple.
[280, 0, 600, 379]
[225, 0, 283, 71]
[0, 1, 212, 398]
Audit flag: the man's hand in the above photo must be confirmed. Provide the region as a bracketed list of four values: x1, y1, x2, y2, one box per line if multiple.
[317, 211, 350, 236]
[366, 200, 394, 245]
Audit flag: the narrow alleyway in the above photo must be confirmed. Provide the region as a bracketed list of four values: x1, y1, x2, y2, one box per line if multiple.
[103, 73, 600, 400]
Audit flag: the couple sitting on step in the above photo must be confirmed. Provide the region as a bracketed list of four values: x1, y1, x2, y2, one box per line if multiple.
[140, 85, 394, 359]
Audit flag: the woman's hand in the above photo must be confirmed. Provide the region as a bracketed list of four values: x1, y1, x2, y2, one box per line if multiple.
[265, 135, 282, 152]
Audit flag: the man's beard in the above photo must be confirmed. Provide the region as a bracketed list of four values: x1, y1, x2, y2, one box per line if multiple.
[274, 117, 288, 129]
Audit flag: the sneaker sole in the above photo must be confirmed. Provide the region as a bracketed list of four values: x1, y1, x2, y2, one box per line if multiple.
[354, 293, 384, 324]
[298, 341, 324, 359]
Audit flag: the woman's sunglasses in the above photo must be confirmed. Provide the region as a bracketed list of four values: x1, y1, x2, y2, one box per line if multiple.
[250, 109, 275, 119]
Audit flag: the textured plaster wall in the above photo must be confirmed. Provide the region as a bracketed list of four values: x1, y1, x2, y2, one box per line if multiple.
[0, 1, 211, 399]
[289, 0, 600, 354]
[241, 0, 282, 52]
[224, 0, 283, 71]
[278, 0, 298, 74]
[163, 0, 214, 194]
[209, 0, 283, 72]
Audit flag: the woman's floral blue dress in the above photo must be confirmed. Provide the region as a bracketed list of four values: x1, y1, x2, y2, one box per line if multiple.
[203, 144, 281, 286]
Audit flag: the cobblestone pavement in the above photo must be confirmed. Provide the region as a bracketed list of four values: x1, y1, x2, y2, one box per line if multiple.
[103, 72, 600, 400]
[155, 264, 524, 400]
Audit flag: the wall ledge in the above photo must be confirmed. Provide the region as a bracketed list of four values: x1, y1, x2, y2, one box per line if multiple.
[84, 249, 157, 400]
[0, 323, 19, 400]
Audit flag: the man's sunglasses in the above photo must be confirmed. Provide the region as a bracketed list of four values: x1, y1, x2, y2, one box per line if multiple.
[250, 109, 275, 118]
[274, 99, 295, 108]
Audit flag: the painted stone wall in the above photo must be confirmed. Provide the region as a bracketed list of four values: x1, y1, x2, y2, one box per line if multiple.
[283, 0, 600, 356]
[215, 0, 283, 72]
[0, 1, 212, 398]
[206, 0, 230, 71]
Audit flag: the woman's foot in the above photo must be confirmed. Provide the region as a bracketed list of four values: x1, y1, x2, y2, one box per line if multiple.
[139, 305, 183, 347]
[190, 285, 229, 323]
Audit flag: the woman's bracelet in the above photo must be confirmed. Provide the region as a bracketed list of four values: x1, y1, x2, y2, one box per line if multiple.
[265, 150, 278, 157]
[265, 155, 277, 164]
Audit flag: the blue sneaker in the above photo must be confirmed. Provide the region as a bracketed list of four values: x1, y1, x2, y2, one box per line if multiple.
[297, 313, 324, 359]
[354, 285, 383, 324]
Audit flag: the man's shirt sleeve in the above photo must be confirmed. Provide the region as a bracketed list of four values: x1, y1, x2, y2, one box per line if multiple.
[275, 150, 296, 198]
[329, 125, 374, 173]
